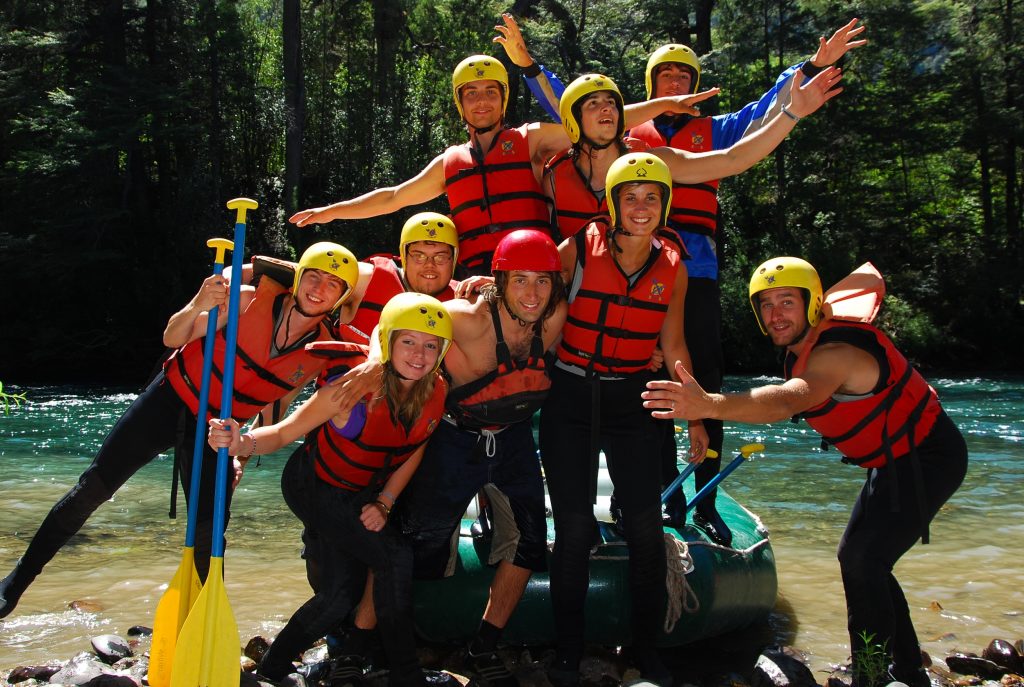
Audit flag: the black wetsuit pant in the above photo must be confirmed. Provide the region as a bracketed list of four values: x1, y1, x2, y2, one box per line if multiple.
[9, 373, 229, 586]
[661, 276, 725, 512]
[261, 446, 421, 686]
[837, 411, 967, 681]
[540, 367, 667, 665]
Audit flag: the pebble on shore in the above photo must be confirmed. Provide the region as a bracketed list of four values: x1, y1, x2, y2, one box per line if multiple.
[4, 632, 1023, 687]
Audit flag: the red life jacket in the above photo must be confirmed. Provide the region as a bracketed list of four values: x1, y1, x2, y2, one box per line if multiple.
[340, 255, 456, 345]
[628, 117, 718, 237]
[543, 138, 649, 242]
[310, 371, 448, 491]
[444, 300, 551, 430]
[443, 125, 552, 274]
[785, 321, 942, 469]
[164, 277, 332, 421]
[558, 221, 680, 375]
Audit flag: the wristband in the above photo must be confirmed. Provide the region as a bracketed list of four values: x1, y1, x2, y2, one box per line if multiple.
[240, 432, 257, 458]
[379, 490, 397, 506]
[800, 60, 825, 78]
[781, 105, 801, 122]
[522, 62, 542, 78]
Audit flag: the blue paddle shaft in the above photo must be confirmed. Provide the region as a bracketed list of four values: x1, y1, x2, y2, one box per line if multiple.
[183, 260, 227, 548]
[211, 221, 247, 559]
[685, 453, 746, 515]
[660, 460, 699, 504]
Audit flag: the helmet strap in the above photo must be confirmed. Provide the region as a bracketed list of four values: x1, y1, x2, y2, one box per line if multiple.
[502, 294, 531, 328]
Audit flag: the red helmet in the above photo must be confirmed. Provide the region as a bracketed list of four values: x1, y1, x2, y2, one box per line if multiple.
[491, 230, 560, 273]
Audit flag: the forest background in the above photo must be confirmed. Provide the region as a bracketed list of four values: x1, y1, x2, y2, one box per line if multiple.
[0, 0, 1021, 384]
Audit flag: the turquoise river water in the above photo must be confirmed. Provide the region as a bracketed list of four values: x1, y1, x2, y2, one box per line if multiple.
[0, 377, 1021, 677]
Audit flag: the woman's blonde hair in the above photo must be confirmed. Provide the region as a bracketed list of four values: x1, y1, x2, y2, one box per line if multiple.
[381, 330, 440, 429]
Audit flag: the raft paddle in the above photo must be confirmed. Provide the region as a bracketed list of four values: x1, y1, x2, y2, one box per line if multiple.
[685, 443, 764, 515]
[149, 238, 235, 687]
[171, 198, 257, 687]
[660, 449, 718, 504]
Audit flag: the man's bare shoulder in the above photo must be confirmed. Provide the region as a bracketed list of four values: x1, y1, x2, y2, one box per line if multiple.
[802, 340, 879, 397]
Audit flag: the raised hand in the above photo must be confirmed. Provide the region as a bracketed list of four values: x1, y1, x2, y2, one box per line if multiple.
[289, 207, 331, 228]
[493, 13, 534, 67]
[809, 18, 868, 68]
[788, 66, 844, 118]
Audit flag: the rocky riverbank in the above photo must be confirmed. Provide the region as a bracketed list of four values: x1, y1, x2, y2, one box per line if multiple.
[4, 625, 1023, 687]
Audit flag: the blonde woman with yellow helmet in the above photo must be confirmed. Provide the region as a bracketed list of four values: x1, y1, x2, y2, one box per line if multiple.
[208, 293, 453, 686]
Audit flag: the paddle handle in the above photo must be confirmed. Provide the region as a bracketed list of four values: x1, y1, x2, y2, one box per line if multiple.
[685, 443, 764, 515]
[660, 448, 718, 504]
[182, 239, 234, 548]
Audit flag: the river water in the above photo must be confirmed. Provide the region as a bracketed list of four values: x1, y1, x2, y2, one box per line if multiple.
[0, 377, 1021, 677]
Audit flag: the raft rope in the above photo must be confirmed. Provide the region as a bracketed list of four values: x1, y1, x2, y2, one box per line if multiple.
[663, 532, 699, 632]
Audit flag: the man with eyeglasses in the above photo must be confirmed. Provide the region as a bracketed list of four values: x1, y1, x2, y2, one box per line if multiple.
[335, 212, 461, 345]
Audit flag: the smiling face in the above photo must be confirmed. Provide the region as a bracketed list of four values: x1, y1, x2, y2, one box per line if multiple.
[295, 268, 347, 315]
[653, 63, 695, 98]
[616, 182, 664, 235]
[579, 91, 621, 146]
[389, 329, 442, 382]
[404, 240, 455, 297]
[757, 287, 810, 348]
[459, 79, 504, 130]
[499, 270, 554, 324]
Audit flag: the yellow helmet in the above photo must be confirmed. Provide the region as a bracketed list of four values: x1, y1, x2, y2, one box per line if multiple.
[293, 242, 360, 312]
[606, 152, 673, 228]
[558, 74, 625, 144]
[645, 43, 701, 99]
[452, 55, 509, 122]
[748, 257, 823, 335]
[400, 212, 459, 268]
[378, 292, 453, 373]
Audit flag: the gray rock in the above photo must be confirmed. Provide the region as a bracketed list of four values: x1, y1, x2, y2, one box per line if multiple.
[125, 626, 151, 637]
[751, 647, 817, 687]
[90, 635, 132, 664]
[48, 654, 106, 684]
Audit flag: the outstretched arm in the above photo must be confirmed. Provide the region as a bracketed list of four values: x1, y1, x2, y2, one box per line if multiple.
[289, 155, 447, 227]
[738, 18, 867, 140]
[623, 89, 720, 129]
[656, 66, 843, 184]
[208, 387, 343, 456]
[643, 343, 854, 424]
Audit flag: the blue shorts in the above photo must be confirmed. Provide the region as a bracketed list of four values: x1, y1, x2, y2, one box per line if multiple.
[397, 419, 548, 578]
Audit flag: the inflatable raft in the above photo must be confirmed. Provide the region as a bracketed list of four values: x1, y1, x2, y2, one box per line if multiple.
[413, 474, 777, 647]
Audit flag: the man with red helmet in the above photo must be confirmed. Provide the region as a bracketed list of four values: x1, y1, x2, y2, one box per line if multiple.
[398, 229, 567, 686]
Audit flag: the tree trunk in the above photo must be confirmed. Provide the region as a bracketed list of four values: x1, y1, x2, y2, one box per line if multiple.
[694, 0, 714, 55]
[283, 0, 304, 216]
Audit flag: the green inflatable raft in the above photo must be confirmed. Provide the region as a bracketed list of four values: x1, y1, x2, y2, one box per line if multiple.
[412, 481, 777, 647]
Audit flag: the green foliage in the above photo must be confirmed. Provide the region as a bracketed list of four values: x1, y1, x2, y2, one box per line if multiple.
[0, 382, 27, 415]
[852, 630, 891, 687]
[0, 0, 1021, 383]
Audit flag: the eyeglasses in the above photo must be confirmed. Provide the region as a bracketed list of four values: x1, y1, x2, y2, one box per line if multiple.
[407, 251, 453, 266]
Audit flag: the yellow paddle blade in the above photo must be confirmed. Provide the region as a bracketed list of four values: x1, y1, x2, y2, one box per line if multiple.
[149, 548, 202, 687]
[170, 557, 240, 687]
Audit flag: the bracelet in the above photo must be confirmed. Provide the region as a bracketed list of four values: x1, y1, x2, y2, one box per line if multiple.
[240, 432, 257, 458]
[522, 62, 542, 78]
[781, 105, 801, 122]
[800, 60, 825, 78]
[373, 500, 391, 520]
[379, 490, 397, 506]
